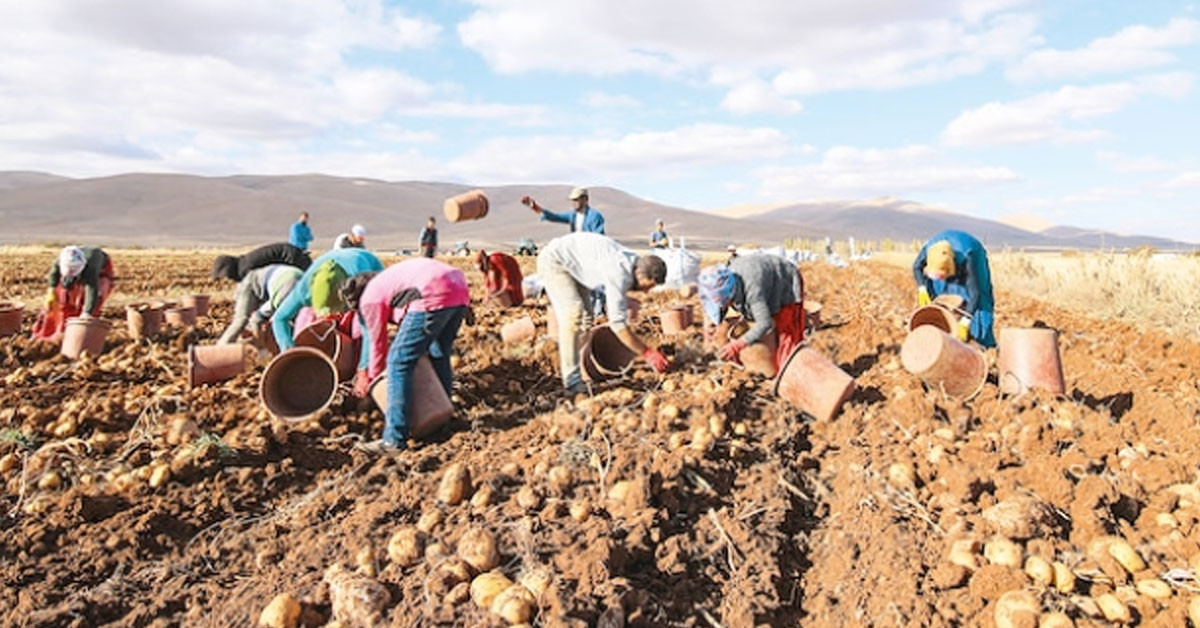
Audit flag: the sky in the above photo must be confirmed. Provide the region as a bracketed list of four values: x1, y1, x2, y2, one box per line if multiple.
[0, 0, 1198, 241]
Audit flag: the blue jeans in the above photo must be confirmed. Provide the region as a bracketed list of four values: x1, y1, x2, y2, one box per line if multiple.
[384, 306, 466, 446]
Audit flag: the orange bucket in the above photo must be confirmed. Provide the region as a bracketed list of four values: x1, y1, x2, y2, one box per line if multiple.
[900, 325, 987, 399]
[126, 303, 164, 340]
[501, 317, 536, 345]
[580, 325, 637, 382]
[773, 346, 855, 421]
[188, 343, 255, 388]
[61, 317, 112, 359]
[367, 356, 453, 439]
[660, 306, 689, 335]
[998, 327, 1065, 395]
[260, 347, 338, 419]
[443, 189, 489, 223]
[294, 319, 358, 383]
[164, 306, 197, 328]
[0, 301, 25, 337]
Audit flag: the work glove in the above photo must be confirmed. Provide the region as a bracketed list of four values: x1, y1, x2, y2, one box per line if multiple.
[352, 369, 371, 398]
[955, 316, 971, 342]
[917, 286, 931, 307]
[44, 288, 57, 310]
[719, 339, 747, 362]
[641, 347, 670, 373]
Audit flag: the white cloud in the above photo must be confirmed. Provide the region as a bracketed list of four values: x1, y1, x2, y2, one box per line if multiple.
[720, 80, 803, 115]
[755, 145, 1019, 199]
[1008, 17, 1200, 82]
[1165, 171, 1200, 188]
[941, 72, 1194, 146]
[1096, 151, 1175, 173]
[458, 0, 1040, 94]
[582, 91, 641, 108]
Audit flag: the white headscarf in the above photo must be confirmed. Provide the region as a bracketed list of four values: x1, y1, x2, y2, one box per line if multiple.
[58, 246, 87, 280]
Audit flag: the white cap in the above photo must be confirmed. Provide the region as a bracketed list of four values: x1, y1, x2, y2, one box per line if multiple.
[351, 224, 366, 237]
[568, 187, 587, 200]
[58, 246, 87, 279]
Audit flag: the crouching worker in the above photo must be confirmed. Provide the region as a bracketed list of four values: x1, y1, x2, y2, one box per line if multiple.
[338, 258, 470, 451]
[211, 242, 311, 283]
[216, 265, 302, 345]
[473, 249, 524, 307]
[271, 248, 383, 350]
[33, 246, 116, 342]
[537, 233, 670, 394]
[699, 253, 805, 372]
[912, 230, 995, 347]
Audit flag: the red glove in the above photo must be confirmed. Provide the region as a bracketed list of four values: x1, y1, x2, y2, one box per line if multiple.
[719, 339, 747, 362]
[353, 369, 371, 398]
[641, 347, 669, 373]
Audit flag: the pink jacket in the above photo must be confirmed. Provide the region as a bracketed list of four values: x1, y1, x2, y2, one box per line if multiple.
[360, 258, 470, 379]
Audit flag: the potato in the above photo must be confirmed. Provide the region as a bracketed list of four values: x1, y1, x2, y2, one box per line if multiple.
[458, 528, 500, 572]
[148, 463, 171, 488]
[491, 584, 536, 624]
[1038, 612, 1073, 628]
[667, 432, 687, 450]
[258, 592, 301, 628]
[355, 547, 377, 577]
[424, 542, 448, 560]
[948, 539, 980, 570]
[438, 463, 472, 505]
[1135, 578, 1172, 600]
[1107, 539, 1145, 573]
[1155, 512, 1178, 528]
[439, 558, 472, 584]
[569, 500, 591, 523]
[733, 422, 748, 436]
[994, 590, 1039, 628]
[444, 582, 470, 606]
[0, 452, 19, 474]
[515, 486, 541, 510]
[416, 509, 444, 534]
[689, 426, 714, 452]
[659, 404, 680, 420]
[37, 471, 62, 491]
[1094, 593, 1130, 623]
[1052, 561, 1075, 593]
[387, 527, 423, 567]
[519, 566, 553, 599]
[470, 571, 513, 608]
[984, 536, 1022, 568]
[547, 465, 573, 494]
[887, 463, 916, 489]
[1024, 555, 1054, 586]
[471, 484, 495, 509]
[708, 415, 727, 438]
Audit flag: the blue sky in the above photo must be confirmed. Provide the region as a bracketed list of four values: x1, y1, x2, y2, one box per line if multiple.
[1, 0, 1198, 240]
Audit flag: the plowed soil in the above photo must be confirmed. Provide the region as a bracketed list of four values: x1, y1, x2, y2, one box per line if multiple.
[2, 249, 1199, 628]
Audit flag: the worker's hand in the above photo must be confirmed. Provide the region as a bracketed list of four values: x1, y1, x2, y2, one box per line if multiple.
[352, 369, 371, 398]
[955, 316, 971, 342]
[44, 288, 57, 310]
[521, 196, 540, 212]
[719, 339, 747, 362]
[917, 286, 931, 307]
[641, 347, 670, 373]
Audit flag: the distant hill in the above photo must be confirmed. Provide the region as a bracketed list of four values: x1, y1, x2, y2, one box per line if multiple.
[0, 172, 1190, 251]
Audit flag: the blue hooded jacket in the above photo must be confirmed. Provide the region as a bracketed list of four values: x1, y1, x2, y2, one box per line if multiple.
[912, 230, 996, 347]
[273, 248, 383, 367]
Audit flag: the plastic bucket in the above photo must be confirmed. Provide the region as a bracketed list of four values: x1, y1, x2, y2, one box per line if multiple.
[126, 303, 164, 340]
[61, 317, 111, 359]
[188, 343, 254, 388]
[580, 325, 637, 382]
[260, 347, 338, 419]
[773, 346, 856, 421]
[908, 304, 957, 334]
[443, 189, 489, 223]
[0, 301, 24, 337]
[900, 325, 987, 399]
[164, 306, 197, 328]
[501, 317, 536, 345]
[660, 307, 689, 335]
[294, 319, 357, 383]
[998, 327, 1065, 395]
[181, 294, 211, 317]
[367, 356, 453, 439]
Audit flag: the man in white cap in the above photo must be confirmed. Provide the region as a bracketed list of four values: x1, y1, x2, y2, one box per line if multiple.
[334, 224, 367, 249]
[32, 246, 116, 341]
[521, 187, 605, 234]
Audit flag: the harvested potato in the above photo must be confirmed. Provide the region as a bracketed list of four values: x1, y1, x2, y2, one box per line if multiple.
[1024, 555, 1053, 586]
[491, 584, 536, 624]
[471, 484, 495, 509]
[416, 509, 443, 534]
[1106, 539, 1145, 574]
[148, 463, 171, 489]
[948, 539, 980, 570]
[886, 462, 915, 489]
[387, 527, 423, 567]
[0, 452, 19, 474]
[518, 566, 553, 599]
[547, 465, 573, 494]
[994, 590, 1039, 628]
[984, 536, 1022, 568]
[1052, 561, 1075, 593]
[258, 592, 301, 628]
[1189, 597, 1200, 627]
[1094, 593, 1130, 622]
[37, 471, 62, 490]
[1038, 612, 1073, 628]
[569, 500, 591, 523]
[1135, 578, 1171, 600]
[470, 571, 513, 608]
[458, 528, 500, 572]
[438, 463, 472, 505]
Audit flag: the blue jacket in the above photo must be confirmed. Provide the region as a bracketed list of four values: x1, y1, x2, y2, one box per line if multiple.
[289, 221, 313, 250]
[273, 248, 383, 367]
[912, 229, 996, 347]
[541, 206, 605, 234]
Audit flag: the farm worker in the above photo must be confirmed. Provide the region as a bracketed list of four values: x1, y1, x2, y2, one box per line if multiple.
[289, 212, 314, 252]
[32, 246, 116, 341]
[537, 233, 669, 394]
[698, 254, 805, 372]
[418, 217, 438, 258]
[216, 265, 303, 345]
[522, 187, 606, 234]
[473, 249, 524, 307]
[649, 219, 669, 248]
[272, 248, 383, 354]
[912, 230, 996, 348]
[211, 242, 312, 282]
[338, 259, 471, 449]
[333, 224, 367, 249]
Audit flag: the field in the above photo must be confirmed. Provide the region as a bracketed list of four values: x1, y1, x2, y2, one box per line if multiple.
[3, 248, 1200, 628]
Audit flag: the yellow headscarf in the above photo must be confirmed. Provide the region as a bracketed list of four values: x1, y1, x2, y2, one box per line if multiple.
[924, 240, 956, 278]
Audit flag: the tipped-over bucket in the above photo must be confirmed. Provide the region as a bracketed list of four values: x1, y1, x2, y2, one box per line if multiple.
[901, 325, 987, 399]
[61, 317, 111, 359]
[773, 346, 855, 421]
[0, 301, 24, 337]
[260, 347, 338, 419]
[164, 306, 197, 328]
[189, 343, 254, 388]
[501, 317, 536, 345]
[998, 327, 1065, 395]
[182, 294, 211, 317]
[660, 306, 689, 335]
[367, 356, 453, 439]
[443, 189, 489, 223]
[580, 325, 637, 382]
[908, 304, 957, 334]
[126, 303, 164, 340]
[294, 319, 357, 382]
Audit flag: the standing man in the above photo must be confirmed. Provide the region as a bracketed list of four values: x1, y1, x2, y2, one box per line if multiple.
[698, 255, 805, 373]
[334, 224, 367, 249]
[289, 212, 314, 252]
[912, 230, 996, 347]
[272, 248, 383, 351]
[32, 246, 116, 342]
[419, 217, 438, 258]
[473, 249, 524, 307]
[649, 219, 669, 248]
[522, 187, 605, 234]
[537, 233, 669, 394]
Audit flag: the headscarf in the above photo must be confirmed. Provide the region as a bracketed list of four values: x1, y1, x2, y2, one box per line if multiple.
[58, 246, 87, 282]
[310, 259, 350, 315]
[472, 249, 488, 271]
[924, 240, 956, 278]
[698, 264, 735, 326]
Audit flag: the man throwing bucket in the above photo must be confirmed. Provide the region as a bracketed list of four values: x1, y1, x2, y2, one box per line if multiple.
[698, 254, 805, 373]
[537, 232, 669, 394]
[522, 187, 605, 234]
[912, 230, 995, 347]
[473, 249, 524, 307]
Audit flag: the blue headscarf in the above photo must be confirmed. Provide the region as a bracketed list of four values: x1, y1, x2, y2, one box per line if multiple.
[698, 265, 735, 326]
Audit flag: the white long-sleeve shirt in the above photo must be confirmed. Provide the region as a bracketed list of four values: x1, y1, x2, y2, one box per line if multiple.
[539, 232, 637, 330]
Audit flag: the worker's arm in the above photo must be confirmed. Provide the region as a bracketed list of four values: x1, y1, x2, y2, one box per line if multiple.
[362, 303, 388, 378]
[80, 259, 103, 315]
[614, 326, 648, 355]
[592, 212, 606, 234]
[218, 280, 257, 345]
[539, 209, 571, 225]
[271, 290, 303, 351]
